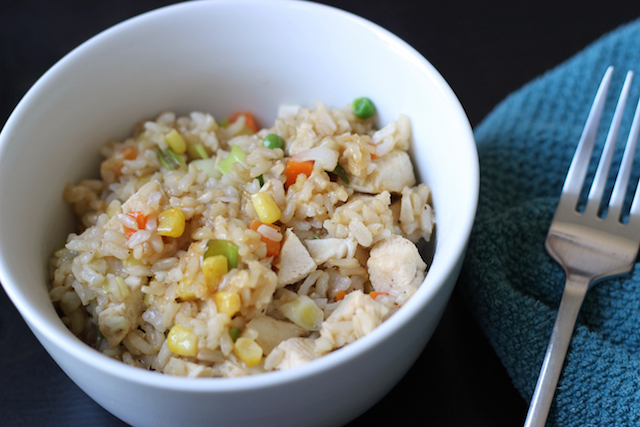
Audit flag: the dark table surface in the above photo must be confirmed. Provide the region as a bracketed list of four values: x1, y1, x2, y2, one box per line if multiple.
[2, 1, 640, 425]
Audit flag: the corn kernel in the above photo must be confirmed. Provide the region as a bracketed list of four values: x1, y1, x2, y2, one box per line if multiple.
[203, 255, 228, 291]
[177, 278, 197, 301]
[157, 207, 186, 238]
[233, 337, 263, 367]
[214, 290, 241, 317]
[167, 324, 198, 357]
[251, 192, 281, 224]
[165, 129, 187, 154]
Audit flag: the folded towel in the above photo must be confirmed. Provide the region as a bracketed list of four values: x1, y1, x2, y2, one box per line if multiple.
[460, 18, 640, 426]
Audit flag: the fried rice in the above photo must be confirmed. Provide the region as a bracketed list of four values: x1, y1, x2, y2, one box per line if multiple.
[48, 100, 435, 377]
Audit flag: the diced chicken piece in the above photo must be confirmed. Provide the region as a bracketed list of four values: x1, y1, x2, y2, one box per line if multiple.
[366, 235, 426, 300]
[244, 316, 307, 355]
[370, 114, 411, 157]
[274, 229, 317, 286]
[98, 287, 145, 347]
[349, 150, 415, 194]
[163, 357, 216, 377]
[304, 237, 357, 264]
[315, 290, 388, 355]
[287, 121, 319, 156]
[264, 337, 318, 371]
[104, 180, 167, 231]
[222, 260, 278, 319]
[277, 104, 301, 119]
[213, 359, 251, 378]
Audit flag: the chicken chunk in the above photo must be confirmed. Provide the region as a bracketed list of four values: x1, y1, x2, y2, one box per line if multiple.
[103, 180, 168, 237]
[349, 150, 415, 194]
[304, 237, 357, 264]
[315, 290, 388, 355]
[244, 316, 307, 355]
[274, 229, 317, 286]
[366, 235, 426, 301]
[264, 337, 318, 371]
[97, 287, 145, 347]
[163, 357, 216, 377]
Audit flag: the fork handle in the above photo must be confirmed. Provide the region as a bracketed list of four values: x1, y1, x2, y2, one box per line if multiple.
[523, 274, 591, 427]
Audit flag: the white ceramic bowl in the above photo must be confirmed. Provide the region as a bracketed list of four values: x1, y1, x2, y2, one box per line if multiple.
[0, 1, 478, 426]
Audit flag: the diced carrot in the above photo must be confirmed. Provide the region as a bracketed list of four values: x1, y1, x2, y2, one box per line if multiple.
[335, 290, 347, 301]
[127, 211, 147, 229]
[229, 111, 259, 133]
[263, 238, 281, 258]
[124, 211, 148, 238]
[248, 219, 281, 257]
[113, 146, 139, 174]
[285, 159, 314, 188]
[369, 291, 387, 300]
[121, 146, 138, 160]
[371, 144, 378, 160]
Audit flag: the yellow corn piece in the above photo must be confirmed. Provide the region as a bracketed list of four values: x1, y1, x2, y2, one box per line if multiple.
[251, 192, 281, 224]
[214, 290, 241, 317]
[177, 278, 197, 301]
[203, 255, 228, 292]
[233, 337, 263, 367]
[164, 129, 187, 154]
[167, 324, 198, 357]
[157, 207, 186, 238]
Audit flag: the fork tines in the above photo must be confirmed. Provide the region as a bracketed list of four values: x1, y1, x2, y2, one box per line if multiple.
[559, 66, 640, 224]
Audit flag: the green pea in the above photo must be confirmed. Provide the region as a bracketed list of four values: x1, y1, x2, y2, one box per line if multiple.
[229, 327, 241, 342]
[262, 133, 285, 150]
[352, 97, 376, 119]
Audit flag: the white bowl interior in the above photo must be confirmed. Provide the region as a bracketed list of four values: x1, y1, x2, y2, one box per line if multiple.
[0, 0, 478, 425]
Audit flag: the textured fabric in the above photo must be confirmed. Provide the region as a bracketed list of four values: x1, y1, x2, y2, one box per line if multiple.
[460, 19, 640, 426]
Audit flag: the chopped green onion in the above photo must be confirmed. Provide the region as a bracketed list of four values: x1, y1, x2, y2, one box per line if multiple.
[262, 133, 285, 150]
[352, 97, 376, 119]
[157, 148, 174, 169]
[217, 145, 246, 175]
[191, 158, 221, 179]
[217, 118, 230, 128]
[257, 174, 264, 186]
[103, 316, 129, 332]
[165, 148, 186, 169]
[157, 147, 186, 170]
[331, 163, 350, 184]
[310, 235, 319, 240]
[229, 327, 241, 342]
[205, 239, 239, 269]
[187, 143, 209, 160]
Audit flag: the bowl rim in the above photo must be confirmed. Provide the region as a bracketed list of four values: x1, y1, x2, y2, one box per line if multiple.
[0, 0, 479, 392]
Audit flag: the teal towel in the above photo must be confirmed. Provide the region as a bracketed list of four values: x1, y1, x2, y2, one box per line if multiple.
[460, 19, 640, 426]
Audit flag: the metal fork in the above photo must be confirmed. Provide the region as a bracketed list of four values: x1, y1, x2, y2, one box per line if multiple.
[524, 66, 640, 427]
